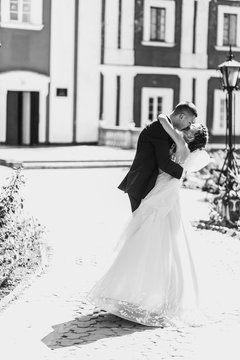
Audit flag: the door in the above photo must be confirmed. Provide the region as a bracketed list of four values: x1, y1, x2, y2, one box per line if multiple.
[141, 87, 174, 127]
[6, 91, 39, 145]
[6, 91, 23, 145]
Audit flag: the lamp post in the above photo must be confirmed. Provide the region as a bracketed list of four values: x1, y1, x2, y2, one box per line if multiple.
[215, 46, 240, 225]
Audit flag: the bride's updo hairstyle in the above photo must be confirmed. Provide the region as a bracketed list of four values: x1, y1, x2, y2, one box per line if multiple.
[188, 124, 209, 152]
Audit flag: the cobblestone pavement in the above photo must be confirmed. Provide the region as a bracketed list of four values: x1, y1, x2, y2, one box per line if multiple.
[0, 167, 240, 360]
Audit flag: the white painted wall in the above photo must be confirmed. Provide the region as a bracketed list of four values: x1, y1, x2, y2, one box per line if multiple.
[179, 73, 193, 103]
[102, 72, 117, 127]
[76, 0, 102, 142]
[105, 0, 135, 64]
[194, 0, 210, 68]
[121, 0, 135, 53]
[22, 92, 31, 145]
[120, 74, 135, 127]
[195, 75, 209, 126]
[180, 0, 195, 67]
[0, 91, 7, 142]
[105, 0, 119, 54]
[49, 0, 75, 143]
[180, 0, 210, 69]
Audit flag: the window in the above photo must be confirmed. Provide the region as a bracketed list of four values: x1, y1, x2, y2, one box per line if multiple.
[157, 96, 163, 114]
[219, 98, 226, 131]
[213, 91, 226, 135]
[223, 13, 237, 46]
[213, 90, 240, 135]
[217, 5, 240, 49]
[141, 88, 173, 127]
[148, 97, 154, 121]
[147, 96, 163, 122]
[1, 0, 43, 30]
[10, 0, 31, 23]
[150, 7, 166, 42]
[143, 0, 175, 47]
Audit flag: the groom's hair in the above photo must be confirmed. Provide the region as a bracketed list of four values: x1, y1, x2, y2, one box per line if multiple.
[188, 124, 209, 152]
[173, 101, 198, 117]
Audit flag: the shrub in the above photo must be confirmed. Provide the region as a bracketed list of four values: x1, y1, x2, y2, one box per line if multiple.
[0, 169, 45, 287]
[187, 149, 240, 230]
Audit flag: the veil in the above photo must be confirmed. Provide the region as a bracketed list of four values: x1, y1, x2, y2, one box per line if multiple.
[184, 149, 210, 174]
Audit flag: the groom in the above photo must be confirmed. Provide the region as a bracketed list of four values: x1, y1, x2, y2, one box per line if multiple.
[118, 101, 197, 212]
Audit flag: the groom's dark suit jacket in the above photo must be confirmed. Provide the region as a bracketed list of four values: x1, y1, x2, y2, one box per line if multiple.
[118, 119, 183, 200]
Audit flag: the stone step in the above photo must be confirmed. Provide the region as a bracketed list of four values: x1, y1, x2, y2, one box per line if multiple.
[0, 159, 132, 169]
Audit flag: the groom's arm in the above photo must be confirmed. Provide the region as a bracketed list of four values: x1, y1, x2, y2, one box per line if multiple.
[147, 121, 183, 179]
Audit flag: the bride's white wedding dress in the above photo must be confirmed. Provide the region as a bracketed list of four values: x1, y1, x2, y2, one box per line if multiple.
[87, 150, 210, 327]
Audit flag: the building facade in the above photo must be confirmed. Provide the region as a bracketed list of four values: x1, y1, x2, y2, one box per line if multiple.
[100, 0, 240, 148]
[0, 0, 101, 145]
[0, 0, 239, 147]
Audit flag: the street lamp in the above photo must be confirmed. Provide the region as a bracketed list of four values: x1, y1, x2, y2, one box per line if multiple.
[215, 45, 240, 225]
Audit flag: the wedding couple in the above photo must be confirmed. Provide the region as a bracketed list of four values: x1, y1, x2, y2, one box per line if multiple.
[87, 101, 210, 327]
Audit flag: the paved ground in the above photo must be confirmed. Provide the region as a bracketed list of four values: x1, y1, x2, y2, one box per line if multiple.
[0, 166, 240, 360]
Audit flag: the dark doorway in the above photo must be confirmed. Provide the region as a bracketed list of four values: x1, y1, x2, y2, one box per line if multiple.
[30, 92, 39, 145]
[6, 91, 39, 145]
[6, 91, 22, 145]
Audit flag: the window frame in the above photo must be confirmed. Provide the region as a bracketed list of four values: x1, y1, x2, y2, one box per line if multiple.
[213, 89, 240, 136]
[223, 13, 237, 47]
[147, 95, 163, 122]
[150, 6, 166, 42]
[216, 5, 240, 51]
[142, 0, 175, 47]
[9, 0, 31, 23]
[141, 87, 174, 127]
[0, 0, 44, 31]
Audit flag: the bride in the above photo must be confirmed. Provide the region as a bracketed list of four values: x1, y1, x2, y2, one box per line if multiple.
[87, 116, 210, 327]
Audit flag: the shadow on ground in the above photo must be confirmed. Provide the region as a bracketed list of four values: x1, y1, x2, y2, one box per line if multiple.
[41, 310, 160, 349]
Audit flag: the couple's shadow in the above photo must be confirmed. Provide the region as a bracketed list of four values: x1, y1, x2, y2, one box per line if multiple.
[42, 310, 160, 349]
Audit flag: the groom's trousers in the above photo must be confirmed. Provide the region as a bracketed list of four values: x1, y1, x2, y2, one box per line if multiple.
[128, 194, 141, 213]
